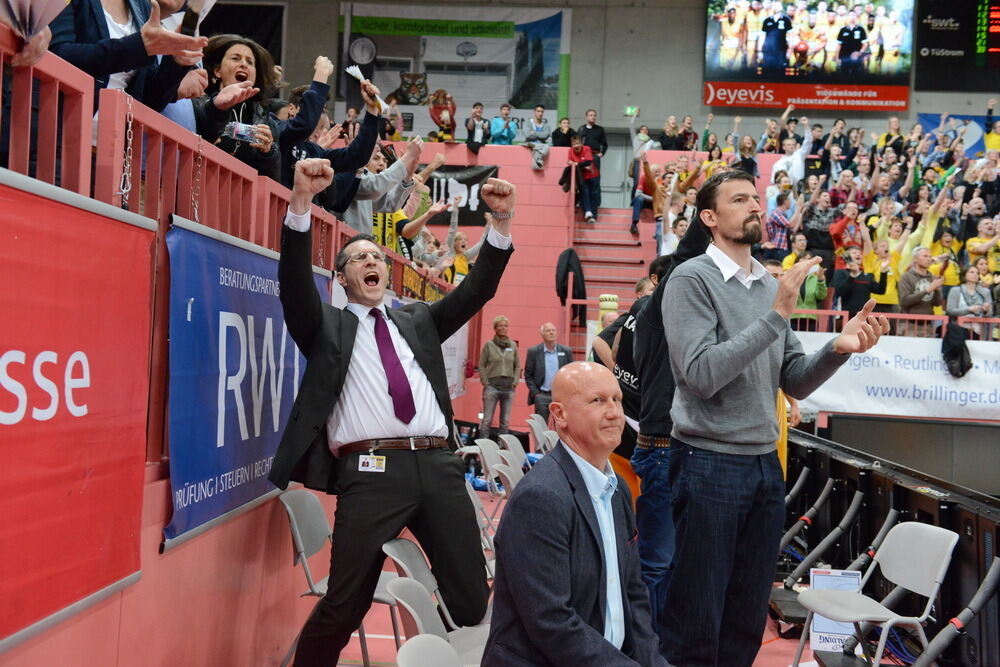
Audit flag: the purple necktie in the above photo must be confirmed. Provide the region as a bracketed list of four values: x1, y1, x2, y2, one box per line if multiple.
[370, 309, 417, 424]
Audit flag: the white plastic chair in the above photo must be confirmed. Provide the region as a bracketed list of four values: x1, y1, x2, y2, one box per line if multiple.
[463, 480, 497, 580]
[792, 521, 960, 666]
[498, 433, 532, 470]
[386, 577, 490, 667]
[496, 451, 525, 484]
[396, 633, 462, 667]
[493, 462, 521, 494]
[543, 430, 559, 453]
[277, 490, 401, 666]
[526, 416, 549, 454]
[382, 537, 491, 629]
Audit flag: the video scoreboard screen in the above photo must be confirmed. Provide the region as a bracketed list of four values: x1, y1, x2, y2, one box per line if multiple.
[915, 0, 1000, 91]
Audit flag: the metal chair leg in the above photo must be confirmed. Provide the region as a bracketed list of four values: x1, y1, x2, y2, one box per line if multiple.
[357, 621, 371, 667]
[389, 605, 402, 650]
[792, 610, 811, 666]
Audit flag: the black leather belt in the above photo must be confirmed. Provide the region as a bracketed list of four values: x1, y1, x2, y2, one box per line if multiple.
[636, 434, 671, 449]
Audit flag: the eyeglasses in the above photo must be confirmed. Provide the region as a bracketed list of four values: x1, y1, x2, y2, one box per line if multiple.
[347, 250, 387, 264]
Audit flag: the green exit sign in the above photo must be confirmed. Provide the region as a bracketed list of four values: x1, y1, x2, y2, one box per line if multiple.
[624, 105, 639, 116]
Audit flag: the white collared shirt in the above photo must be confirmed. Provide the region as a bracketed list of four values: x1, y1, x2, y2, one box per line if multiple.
[705, 243, 768, 290]
[282, 209, 512, 453]
[563, 444, 625, 650]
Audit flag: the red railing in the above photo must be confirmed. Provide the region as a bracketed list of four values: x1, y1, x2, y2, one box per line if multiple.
[94, 89, 257, 236]
[0, 23, 93, 195]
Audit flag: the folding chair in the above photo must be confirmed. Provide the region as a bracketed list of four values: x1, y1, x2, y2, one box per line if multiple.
[497, 433, 532, 470]
[463, 479, 497, 580]
[396, 633, 462, 667]
[792, 522, 960, 666]
[496, 451, 525, 486]
[277, 490, 401, 667]
[382, 537, 491, 629]
[543, 430, 559, 453]
[386, 578, 490, 666]
[526, 417, 549, 454]
[493, 463, 520, 494]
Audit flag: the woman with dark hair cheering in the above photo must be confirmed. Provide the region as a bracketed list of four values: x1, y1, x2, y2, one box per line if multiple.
[193, 34, 281, 180]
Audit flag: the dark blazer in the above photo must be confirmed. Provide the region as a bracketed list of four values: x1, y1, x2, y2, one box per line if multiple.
[483, 443, 667, 666]
[268, 224, 513, 493]
[523, 343, 573, 405]
[50, 0, 189, 112]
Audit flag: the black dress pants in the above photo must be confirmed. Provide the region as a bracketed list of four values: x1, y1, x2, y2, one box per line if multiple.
[293, 446, 489, 666]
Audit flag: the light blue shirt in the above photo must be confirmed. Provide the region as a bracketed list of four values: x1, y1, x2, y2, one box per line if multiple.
[540, 345, 560, 392]
[563, 444, 624, 650]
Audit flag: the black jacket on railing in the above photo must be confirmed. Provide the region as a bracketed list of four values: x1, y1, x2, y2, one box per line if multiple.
[555, 248, 587, 327]
[50, 0, 189, 112]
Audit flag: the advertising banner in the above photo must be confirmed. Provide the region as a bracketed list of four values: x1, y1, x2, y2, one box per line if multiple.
[916, 112, 993, 159]
[914, 0, 1000, 92]
[796, 332, 1000, 421]
[703, 0, 912, 110]
[164, 225, 329, 541]
[423, 164, 499, 227]
[0, 184, 152, 641]
[339, 3, 571, 135]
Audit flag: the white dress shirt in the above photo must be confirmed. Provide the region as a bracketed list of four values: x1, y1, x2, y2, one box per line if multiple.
[705, 243, 768, 290]
[563, 444, 625, 650]
[283, 208, 512, 453]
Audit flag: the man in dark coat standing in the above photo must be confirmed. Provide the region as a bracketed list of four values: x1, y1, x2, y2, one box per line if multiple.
[523, 322, 573, 424]
[269, 158, 517, 666]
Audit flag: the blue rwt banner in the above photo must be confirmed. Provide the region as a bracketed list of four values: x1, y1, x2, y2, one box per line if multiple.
[917, 113, 992, 159]
[164, 224, 329, 541]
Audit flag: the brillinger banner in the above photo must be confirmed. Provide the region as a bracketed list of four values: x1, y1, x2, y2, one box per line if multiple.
[339, 3, 571, 136]
[796, 332, 1000, 421]
[164, 223, 329, 543]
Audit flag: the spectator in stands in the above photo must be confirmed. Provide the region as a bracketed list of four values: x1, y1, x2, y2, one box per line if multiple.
[193, 34, 281, 179]
[340, 106, 359, 143]
[833, 246, 888, 319]
[947, 265, 993, 339]
[984, 99, 1000, 153]
[522, 104, 552, 170]
[332, 136, 422, 234]
[661, 169, 888, 667]
[50, 0, 205, 113]
[783, 230, 810, 270]
[659, 216, 689, 257]
[489, 103, 517, 145]
[762, 192, 798, 261]
[551, 116, 577, 147]
[898, 247, 944, 336]
[657, 116, 684, 151]
[464, 102, 491, 154]
[569, 135, 600, 224]
[830, 201, 863, 269]
[679, 114, 699, 151]
[483, 362, 667, 667]
[279, 56, 381, 189]
[864, 238, 902, 328]
[735, 134, 759, 176]
[801, 178, 841, 272]
[524, 323, 573, 425]
[631, 158, 661, 235]
[772, 122, 814, 186]
[270, 159, 515, 666]
[478, 315, 520, 437]
[876, 115, 905, 156]
[371, 198, 449, 264]
[578, 109, 608, 210]
[965, 218, 1000, 273]
[790, 252, 828, 331]
[441, 207, 490, 284]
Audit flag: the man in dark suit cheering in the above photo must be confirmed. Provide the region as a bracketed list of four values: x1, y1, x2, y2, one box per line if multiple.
[483, 362, 667, 666]
[270, 158, 516, 666]
[523, 322, 573, 424]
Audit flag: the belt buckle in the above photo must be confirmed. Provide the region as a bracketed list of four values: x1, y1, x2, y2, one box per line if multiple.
[409, 436, 417, 451]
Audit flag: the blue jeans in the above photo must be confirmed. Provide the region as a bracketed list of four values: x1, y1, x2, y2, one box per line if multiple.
[579, 177, 600, 215]
[631, 193, 652, 223]
[660, 441, 785, 667]
[630, 446, 677, 637]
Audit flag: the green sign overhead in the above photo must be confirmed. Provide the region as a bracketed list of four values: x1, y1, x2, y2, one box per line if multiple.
[343, 15, 515, 39]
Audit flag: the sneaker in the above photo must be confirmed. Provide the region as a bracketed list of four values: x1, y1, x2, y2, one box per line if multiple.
[630, 221, 639, 235]
[585, 213, 596, 223]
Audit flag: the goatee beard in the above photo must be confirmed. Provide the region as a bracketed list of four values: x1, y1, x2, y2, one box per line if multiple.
[736, 216, 762, 245]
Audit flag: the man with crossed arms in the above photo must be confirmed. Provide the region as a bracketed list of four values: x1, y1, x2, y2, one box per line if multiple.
[269, 158, 517, 665]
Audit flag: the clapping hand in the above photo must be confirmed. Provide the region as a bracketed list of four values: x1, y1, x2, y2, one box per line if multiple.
[214, 81, 259, 110]
[834, 300, 890, 355]
[773, 256, 822, 318]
